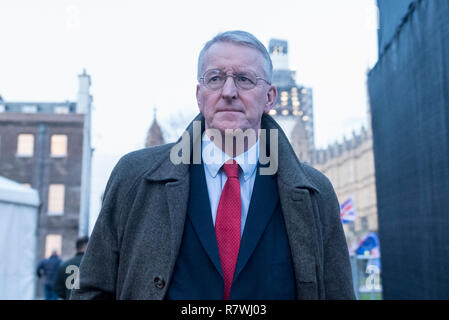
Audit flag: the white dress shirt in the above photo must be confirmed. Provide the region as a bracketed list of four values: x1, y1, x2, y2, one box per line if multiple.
[201, 132, 259, 236]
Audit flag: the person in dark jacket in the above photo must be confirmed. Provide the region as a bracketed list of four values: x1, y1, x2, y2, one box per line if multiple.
[71, 30, 355, 300]
[36, 250, 62, 300]
[54, 236, 89, 299]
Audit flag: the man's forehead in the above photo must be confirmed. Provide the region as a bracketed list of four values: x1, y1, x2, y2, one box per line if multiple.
[205, 42, 262, 59]
[202, 42, 265, 72]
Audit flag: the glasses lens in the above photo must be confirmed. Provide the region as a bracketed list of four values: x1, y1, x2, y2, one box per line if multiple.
[234, 72, 257, 89]
[202, 70, 259, 90]
[204, 70, 225, 90]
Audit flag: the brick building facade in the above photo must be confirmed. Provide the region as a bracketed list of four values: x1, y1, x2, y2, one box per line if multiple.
[0, 71, 92, 297]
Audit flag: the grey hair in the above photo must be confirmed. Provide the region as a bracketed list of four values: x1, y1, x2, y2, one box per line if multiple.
[197, 30, 273, 83]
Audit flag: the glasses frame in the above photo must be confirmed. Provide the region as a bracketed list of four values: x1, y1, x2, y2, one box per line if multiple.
[199, 69, 271, 91]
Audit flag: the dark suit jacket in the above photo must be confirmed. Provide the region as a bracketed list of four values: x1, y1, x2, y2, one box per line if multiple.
[165, 161, 296, 299]
[71, 113, 355, 300]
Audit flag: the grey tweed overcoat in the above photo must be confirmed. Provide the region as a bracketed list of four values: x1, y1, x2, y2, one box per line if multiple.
[71, 113, 355, 300]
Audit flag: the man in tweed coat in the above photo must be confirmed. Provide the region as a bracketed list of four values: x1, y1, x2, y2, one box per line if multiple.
[71, 31, 355, 300]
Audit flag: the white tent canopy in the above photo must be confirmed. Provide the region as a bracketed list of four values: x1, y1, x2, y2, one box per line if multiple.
[0, 176, 39, 206]
[0, 176, 40, 300]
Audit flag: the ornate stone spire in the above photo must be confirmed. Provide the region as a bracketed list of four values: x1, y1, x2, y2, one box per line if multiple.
[145, 108, 165, 147]
[290, 117, 311, 163]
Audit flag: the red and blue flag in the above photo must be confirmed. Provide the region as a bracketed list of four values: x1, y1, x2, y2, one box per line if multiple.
[340, 197, 356, 224]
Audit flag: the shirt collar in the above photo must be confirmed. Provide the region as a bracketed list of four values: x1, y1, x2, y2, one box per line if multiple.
[201, 132, 259, 181]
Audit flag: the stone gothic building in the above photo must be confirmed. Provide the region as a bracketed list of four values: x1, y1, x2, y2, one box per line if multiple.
[143, 39, 378, 252]
[145, 109, 165, 148]
[268, 38, 378, 251]
[308, 124, 378, 252]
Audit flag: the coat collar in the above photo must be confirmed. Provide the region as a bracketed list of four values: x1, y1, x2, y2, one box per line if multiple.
[144, 113, 320, 194]
[201, 132, 259, 182]
[144, 113, 321, 299]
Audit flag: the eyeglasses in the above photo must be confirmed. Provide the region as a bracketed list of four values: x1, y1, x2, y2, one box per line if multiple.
[200, 69, 271, 90]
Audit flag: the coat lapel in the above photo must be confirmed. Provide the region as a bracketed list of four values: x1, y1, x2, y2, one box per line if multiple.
[187, 163, 223, 277]
[233, 167, 278, 281]
[278, 183, 320, 297]
[164, 178, 190, 266]
[144, 114, 204, 278]
[144, 113, 323, 298]
[260, 114, 322, 298]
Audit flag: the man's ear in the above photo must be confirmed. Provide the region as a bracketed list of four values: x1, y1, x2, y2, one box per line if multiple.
[196, 84, 203, 113]
[264, 85, 277, 113]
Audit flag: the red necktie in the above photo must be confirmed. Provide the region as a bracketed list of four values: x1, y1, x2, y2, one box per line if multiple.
[215, 159, 241, 300]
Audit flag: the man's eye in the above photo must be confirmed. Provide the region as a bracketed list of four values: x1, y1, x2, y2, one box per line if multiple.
[237, 76, 254, 83]
[209, 76, 221, 82]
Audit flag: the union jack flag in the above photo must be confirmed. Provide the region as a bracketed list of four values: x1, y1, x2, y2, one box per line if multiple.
[340, 197, 356, 224]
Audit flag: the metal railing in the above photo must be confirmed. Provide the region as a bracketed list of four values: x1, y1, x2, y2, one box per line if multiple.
[350, 254, 382, 300]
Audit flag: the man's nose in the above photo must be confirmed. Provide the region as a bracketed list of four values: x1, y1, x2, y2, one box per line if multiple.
[221, 76, 238, 100]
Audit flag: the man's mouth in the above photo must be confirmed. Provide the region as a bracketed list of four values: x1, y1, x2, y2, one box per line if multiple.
[217, 109, 243, 113]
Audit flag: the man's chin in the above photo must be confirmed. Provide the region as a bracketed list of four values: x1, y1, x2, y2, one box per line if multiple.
[211, 122, 249, 133]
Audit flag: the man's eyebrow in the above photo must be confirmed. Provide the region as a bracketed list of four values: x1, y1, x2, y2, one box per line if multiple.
[234, 70, 253, 74]
[210, 66, 256, 71]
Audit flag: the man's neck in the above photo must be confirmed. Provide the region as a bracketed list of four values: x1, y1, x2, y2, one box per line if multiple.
[205, 128, 260, 157]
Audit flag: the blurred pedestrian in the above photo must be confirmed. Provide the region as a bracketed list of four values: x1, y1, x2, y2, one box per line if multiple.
[36, 250, 61, 300]
[54, 236, 89, 299]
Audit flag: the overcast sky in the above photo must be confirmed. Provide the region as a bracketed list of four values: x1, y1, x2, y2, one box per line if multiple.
[0, 0, 378, 231]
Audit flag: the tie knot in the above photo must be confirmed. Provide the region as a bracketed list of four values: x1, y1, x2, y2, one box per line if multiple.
[222, 160, 239, 179]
